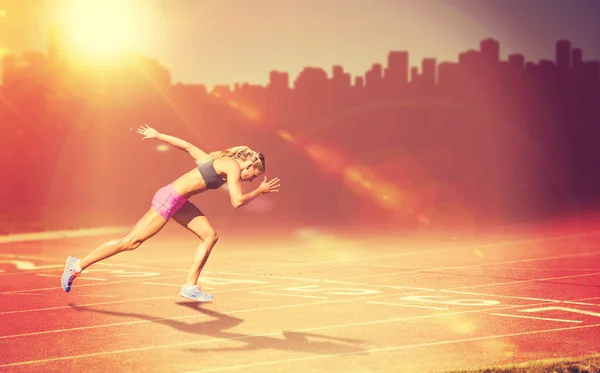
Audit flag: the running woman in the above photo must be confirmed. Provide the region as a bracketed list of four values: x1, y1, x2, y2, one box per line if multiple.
[61, 124, 280, 301]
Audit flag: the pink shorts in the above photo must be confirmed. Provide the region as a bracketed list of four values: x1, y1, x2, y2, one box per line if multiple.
[151, 184, 188, 220]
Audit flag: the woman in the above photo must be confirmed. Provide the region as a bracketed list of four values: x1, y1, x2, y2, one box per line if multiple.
[61, 125, 280, 302]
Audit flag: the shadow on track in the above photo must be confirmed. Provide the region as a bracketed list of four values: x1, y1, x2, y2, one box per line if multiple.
[69, 301, 371, 356]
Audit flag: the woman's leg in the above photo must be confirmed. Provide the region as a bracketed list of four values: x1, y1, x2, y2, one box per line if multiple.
[79, 208, 168, 270]
[172, 202, 219, 297]
[61, 184, 187, 293]
[61, 208, 169, 292]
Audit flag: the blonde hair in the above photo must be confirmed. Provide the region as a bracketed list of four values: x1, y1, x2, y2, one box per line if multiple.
[200, 145, 265, 172]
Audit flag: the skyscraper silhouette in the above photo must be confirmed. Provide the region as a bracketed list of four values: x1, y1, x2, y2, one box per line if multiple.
[556, 39, 571, 71]
[480, 38, 500, 64]
[386, 51, 409, 93]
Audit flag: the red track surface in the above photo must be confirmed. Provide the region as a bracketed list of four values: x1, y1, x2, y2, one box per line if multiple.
[2, 222, 600, 372]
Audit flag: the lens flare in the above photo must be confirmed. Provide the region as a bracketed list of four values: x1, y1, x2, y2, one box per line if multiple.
[277, 130, 295, 143]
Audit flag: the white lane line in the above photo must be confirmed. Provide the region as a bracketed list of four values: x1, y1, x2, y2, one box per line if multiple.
[0, 279, 345, 316]
[0, 268, 68, 277]
[0, 291, 413, 340]
[3, 303, 599, 369]
[0, 275, 185, 295]
[448, 271, 600, 290]
[563, 300, 600, 306]
[141, 282, 183, 287]
[436, 289, 562, 303]
[99, 263, 191, 272]
[225, 250, 600, 284]
[77, 295, 119, 298]
[2, 228, 598, 288]
[0, 226, 130, 244]
[475, 267, 600, 271]
[3, 270, 598, 342]
[10, 229, 591, 274]
[181, 323, 600, 373]
[0, 296, 180, 316]
[35, 274, 107, 281]
[79, 277, 108, 282]
[99, 230, 600, 273]
[141, 282, 214, 290]
[249, 291, 327, 299]
[5, 252, 600, 315]
[489, 313, 582, 323]
[204, 268, 600, 304]
[366, 301, 447, 310]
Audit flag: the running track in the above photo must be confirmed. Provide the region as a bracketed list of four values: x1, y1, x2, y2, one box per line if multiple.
[2, 221, 600, 372]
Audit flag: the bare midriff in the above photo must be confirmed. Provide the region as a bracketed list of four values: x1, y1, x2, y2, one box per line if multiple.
[170, 168, 212, 198]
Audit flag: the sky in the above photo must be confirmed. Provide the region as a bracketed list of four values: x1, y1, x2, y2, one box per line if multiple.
[0, 0, 599, 88]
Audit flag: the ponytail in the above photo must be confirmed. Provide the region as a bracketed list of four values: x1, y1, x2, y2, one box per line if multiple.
[201, 145, 265, 171]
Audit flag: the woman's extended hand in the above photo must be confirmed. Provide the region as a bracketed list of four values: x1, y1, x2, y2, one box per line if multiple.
[137, 124, 159, 140]
[259, 177, 280, 193]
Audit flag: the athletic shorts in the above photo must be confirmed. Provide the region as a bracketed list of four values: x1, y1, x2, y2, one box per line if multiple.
[151, 184, 188, 220]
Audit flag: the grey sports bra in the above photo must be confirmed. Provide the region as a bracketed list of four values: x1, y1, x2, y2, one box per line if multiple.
[197, 159, 226, 190]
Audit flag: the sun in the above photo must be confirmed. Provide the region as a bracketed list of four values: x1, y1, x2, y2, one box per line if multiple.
[56, 0, 144, 58]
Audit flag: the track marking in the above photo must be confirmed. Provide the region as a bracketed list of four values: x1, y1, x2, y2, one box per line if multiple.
[437, 290, 563, 303]
[0, 226, 130, 244]
[35, 274, 108, 281]
[142, 282, 215, 290]
[100, 263, 190, 272]
[3, 303, 600, 368]
[489, 313, 582, 323]
[249, 291, 327, 299]
[0, 260, 64, 271]
[4, 255, 600, 315]
[181, 323, 600, 373]
[2, 229, 598, 288]
[219, 250, 600, 284]
[78, 294, 119, 298]
[174, 230, 600, 273]
[3, 276, 599, 342]
[0, 291, 415, 340]
[2, 228, 600, 369]
[79, 277, 108, 282]
[450, 271, 600, 290]
[563, 300, 600, 306]
[141, 282, 183, 287]
[0, 296, 180, 316]
[567, 295, 600, 302]
[0, 253, 73, 261]
[366, 301, 447, 310]
[0, 279, 363, 316]
[0, 275, 185, 295]
[204, 268, 600, 304]
[1, 283, 556, 340]
[9, 229, 590, 275]
[520, 306, 600, 318]
[476, 267, 600, 272]
[0, 268, 68, 277]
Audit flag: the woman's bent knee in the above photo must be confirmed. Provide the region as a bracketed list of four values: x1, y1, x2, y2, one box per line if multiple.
[203, 231, 219, 243]
[121, 236, 144, 251]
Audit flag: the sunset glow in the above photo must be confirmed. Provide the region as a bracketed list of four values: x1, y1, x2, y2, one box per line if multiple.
[56, 0, 145, 58]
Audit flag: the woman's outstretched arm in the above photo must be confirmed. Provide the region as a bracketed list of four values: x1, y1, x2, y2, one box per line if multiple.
[137, 124, 208, 161]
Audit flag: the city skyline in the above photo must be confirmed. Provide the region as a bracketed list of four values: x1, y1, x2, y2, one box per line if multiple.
[1, 0, 600, 88]
[2, 34, 596, 92]
[2, 5, 600, 232]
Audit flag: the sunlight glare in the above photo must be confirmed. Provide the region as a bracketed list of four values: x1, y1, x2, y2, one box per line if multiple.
[57, 0, 146, 58]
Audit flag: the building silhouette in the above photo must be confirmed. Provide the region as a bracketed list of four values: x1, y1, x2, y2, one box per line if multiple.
[2, 28, 600, 232]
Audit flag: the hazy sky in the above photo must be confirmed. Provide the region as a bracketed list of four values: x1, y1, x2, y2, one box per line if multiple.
[0, 0, 599, 88]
